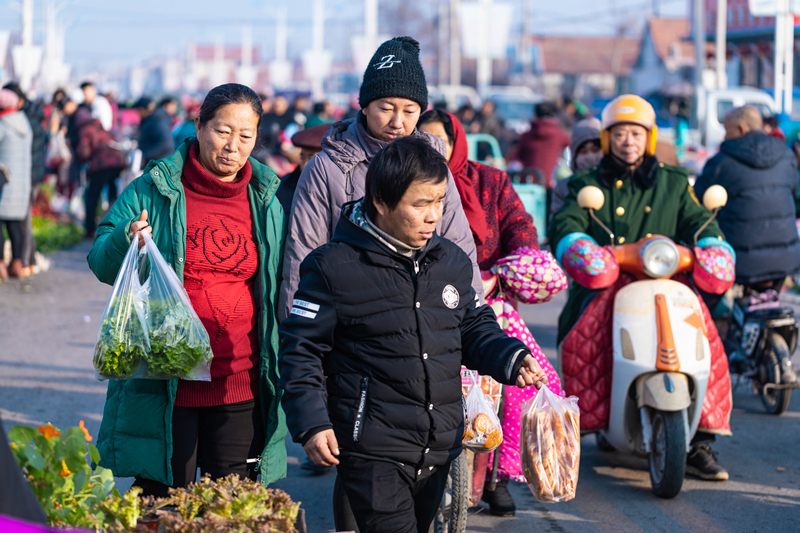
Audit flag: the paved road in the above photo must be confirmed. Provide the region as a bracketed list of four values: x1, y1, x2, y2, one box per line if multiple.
[2, 242, 799, 532]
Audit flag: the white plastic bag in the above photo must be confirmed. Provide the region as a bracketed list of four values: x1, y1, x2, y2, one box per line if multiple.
[462, 371, 503, 453]
[521, 384, 580, 503]
[460, 367, 502, 413]
[93, 231, 213, 381]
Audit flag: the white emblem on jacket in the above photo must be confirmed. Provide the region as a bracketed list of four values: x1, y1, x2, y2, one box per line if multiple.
[442, 285, 460, 309]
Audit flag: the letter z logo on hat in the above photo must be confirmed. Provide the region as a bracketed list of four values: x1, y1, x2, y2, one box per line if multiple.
[374, 54, 401, 69]
[442, 285, 460, 309]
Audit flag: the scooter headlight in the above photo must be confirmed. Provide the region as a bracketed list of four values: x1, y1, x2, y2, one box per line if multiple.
[641, 238, 680, 279]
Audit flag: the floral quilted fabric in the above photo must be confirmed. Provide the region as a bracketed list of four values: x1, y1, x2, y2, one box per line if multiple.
[494, 247, 567, 304]
[562, 239, 620, 289]
[693, 245, 735, 295]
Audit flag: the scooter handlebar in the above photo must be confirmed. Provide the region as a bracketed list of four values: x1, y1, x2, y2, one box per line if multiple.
[611, 236, 695, 280]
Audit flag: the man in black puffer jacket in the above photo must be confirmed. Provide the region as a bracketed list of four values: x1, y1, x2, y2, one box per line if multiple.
[279, 137, 548, 533]
[696, 105, 800, 290]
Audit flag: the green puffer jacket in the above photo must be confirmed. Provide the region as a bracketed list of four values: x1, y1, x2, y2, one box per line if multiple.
[86, 139, 288, 486]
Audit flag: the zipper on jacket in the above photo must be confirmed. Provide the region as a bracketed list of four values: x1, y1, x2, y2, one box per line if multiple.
[413, 260, 420, 275]
[353, 376, 369, 443]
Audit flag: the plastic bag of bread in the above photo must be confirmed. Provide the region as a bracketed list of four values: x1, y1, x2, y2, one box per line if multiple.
[521, 384, 580, 503]
[462, 371, 503, 453]
[460, 367, 502, 411]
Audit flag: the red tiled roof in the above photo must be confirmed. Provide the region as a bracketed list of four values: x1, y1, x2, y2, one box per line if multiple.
[530, 35, 641, 75]
[648, 17, 691, 60]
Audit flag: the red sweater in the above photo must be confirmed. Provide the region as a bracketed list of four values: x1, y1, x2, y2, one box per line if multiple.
[468, 161, 539, 270]
[175, 143, 260, 407]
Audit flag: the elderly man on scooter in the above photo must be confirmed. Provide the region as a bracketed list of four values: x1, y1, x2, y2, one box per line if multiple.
[549, 95, 735, 481]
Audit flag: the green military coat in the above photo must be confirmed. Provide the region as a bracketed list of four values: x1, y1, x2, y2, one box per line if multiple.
[548, 156, 725, 344]
[87, 139, 288, 486]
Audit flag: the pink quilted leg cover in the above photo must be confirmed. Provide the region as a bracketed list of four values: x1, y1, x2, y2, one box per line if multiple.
[486, 296, 563, 481]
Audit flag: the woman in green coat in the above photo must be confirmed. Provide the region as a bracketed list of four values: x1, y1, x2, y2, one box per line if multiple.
[87, 84, 288, 495]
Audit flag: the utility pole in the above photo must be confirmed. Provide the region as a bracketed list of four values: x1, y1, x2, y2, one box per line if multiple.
[43, 0, 65, 92]
[303, 0, 331, 100]
[693, 0, 706, 128]
[365, 0, 378, 55]
[312, 0, 325, 99]
[476, 0, 492, 95]
[237, 24, 256, 87]
[715, 0, 727, 89]
[450, 0, 461, 86]
[653, 0, 660, 16]
[270, 6, 292, 89]
[19, 0, 33, 91]
[521, 0, 532, 78]
[438, 1, 448, 86]
[775, 0, 788, 113]
[783, 5, 794, 114]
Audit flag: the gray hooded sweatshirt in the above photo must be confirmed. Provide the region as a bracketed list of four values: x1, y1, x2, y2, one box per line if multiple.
[0, 111, 32, 221]
[279, 116, 482, 320]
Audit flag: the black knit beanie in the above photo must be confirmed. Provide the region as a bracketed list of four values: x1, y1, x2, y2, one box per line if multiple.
[359, 36, 428, 111]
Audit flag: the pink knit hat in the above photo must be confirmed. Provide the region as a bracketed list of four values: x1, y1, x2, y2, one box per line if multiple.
[0, 89, 19, 110]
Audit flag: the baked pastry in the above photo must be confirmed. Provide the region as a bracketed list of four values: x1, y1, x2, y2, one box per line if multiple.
[521, 397, 580, 503]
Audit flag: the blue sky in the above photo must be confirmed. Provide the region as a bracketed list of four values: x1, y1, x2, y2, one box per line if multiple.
[0, 0, 686, 68]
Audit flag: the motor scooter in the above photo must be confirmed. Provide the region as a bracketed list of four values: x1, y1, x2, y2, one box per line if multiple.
[577, 184, 728, 499]
[723, 287, 798, 415]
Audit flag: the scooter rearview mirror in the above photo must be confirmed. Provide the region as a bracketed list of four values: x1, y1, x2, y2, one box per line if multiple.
[694, 185, 728, 245]
[702, 185, 728, 211]
[577, 186, 605, 211]
[577, 186, 615, 244]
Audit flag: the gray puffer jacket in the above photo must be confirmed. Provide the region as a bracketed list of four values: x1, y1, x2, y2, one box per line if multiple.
[0, 111, 32, 221]
[279, 116, 482, 320]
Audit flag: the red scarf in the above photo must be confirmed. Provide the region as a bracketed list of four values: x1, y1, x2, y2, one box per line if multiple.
[445, 111, 488, 245]
[184, 142, 252, 198]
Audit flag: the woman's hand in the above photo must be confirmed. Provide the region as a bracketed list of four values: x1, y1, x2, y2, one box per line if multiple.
[303, 429, 340, 466]
[516, 354, 548, 389]
[130, 209, 152, 249]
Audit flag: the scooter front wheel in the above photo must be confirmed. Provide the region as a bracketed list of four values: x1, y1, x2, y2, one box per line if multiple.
[760, 333, 793, 415]
[648, 410, 686, 499]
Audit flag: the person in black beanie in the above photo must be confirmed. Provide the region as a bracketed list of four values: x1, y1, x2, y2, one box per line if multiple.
[279, 36, 483, 327]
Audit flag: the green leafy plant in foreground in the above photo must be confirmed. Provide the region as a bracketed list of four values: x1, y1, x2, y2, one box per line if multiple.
[8, 422, 120, 531]
[31, 215, 84, 253]
[152, 474, 300, 533]
[11, 423, 300, 532]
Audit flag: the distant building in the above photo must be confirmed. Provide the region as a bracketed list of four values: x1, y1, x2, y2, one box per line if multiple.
[630, 17, 701, 97]
[527, 35, 640, 100]
[705, 0, 796, 90]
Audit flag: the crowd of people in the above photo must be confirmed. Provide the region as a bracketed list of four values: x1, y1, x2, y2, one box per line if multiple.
[2, 30, 800, 533]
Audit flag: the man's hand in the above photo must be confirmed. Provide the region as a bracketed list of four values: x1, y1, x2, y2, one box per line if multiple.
[516, 354, 548, 389]
[130, 209, 152, 249]
[303, 429, 340, 466]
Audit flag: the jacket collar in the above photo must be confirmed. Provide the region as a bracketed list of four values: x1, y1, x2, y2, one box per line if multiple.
[333, 200, 443, 266]
[143, 137, 281, 204]
[320, 116, 448, 176]
[598, 153, 660, 189]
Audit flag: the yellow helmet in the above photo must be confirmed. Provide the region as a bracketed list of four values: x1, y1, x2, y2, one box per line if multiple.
[600, 94, 658, 156]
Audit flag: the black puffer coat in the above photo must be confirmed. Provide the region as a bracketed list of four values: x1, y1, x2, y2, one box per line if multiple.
[279, 201, 527, 471]
[21, 100, 45, 185]
[696, 132, 800, 284]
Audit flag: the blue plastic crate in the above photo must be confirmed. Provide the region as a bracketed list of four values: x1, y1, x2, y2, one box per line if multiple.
[512, 183, 547, 242]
